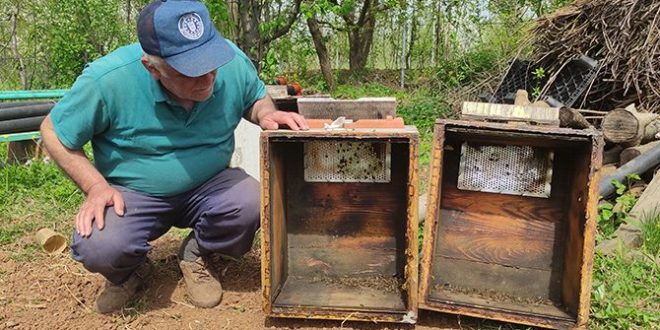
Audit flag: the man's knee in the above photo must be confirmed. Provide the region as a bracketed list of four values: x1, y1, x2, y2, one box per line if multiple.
[71, 224, 149, 276]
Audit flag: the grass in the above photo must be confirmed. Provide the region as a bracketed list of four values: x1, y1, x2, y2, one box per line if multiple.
[590, 212, 660, 330]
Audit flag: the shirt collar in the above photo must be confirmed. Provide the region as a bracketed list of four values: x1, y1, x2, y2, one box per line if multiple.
[150, 77, 168, 103]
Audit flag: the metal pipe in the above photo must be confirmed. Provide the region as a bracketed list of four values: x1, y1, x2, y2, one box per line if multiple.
[0, 104, 54, 121]
[599, 143, 660, 197]
[0, 89, 67, 100]
[0, 116, 46, 134]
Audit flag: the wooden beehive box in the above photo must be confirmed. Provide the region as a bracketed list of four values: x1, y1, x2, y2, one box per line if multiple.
[419, 120, 603, 329]
[261, 127, 419, 323]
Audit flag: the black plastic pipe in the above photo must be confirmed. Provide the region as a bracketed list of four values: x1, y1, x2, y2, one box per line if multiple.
[0, 100, 55, 109]
[0, 103, 54, 121]
[0, 116, 46, 134]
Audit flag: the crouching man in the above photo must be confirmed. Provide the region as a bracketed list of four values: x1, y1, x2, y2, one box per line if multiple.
[40, 0, 307, 313]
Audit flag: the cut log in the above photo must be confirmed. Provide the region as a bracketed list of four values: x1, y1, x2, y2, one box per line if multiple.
[602, 145, 623, 165]
[598, 142, 660, 197]
[559, 107, 591, 129]
[602, 105, 659, 146]
[620, 140, 660, 165]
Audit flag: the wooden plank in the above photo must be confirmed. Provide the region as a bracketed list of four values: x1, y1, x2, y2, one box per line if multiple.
[435, 209, 559, 270]
[430, 256, 562, 301]
[461, 101, 560, 125]
[266, 85, 289, 99]
[576, 135, 603, 327]
[260, 134, 273, 313]
[419, 122, 446, 306]
[630, 171, 660, 220]
[274, 276, 406, 311]
[269, 144, 288, 302]
[440, 185, 564, 223]
[428, 288, 573, 320]
[263, 126, 419, 139]
[297, 97, 396, 120]
[404, 132, 419, 315]
[436, 119, 601, 138]
[288, 246, 401, 277]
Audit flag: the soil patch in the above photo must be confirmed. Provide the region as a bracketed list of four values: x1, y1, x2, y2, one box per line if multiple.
[0, 232, 475, 329]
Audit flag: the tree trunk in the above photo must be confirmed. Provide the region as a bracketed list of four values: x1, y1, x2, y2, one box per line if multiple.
[236, 1, 262, 67]
[347, 0, 376, 72]
[348, 20, 375, 72]
[10, 7, 29, 89]
[306, 16, 335, 91]
[405, 0, 422, 69]
[235, 0, 302, 71]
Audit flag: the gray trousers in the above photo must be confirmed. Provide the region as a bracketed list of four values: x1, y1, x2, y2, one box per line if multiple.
[70, 168, 260, 285]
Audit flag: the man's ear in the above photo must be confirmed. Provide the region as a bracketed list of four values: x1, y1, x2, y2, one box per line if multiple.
[141, 57, 161, 80]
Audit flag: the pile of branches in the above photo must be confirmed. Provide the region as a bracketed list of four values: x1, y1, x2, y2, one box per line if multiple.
[534, 0, 660, 112]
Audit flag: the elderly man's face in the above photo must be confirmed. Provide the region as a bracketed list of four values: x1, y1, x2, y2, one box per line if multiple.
[144, 58, 216, 104]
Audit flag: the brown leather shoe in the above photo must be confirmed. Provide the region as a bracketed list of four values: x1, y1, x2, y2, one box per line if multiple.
[95, 260, 152, 313]
[179, 257, 223, 308]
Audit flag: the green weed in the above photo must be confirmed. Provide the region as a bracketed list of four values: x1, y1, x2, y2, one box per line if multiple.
[640, 212, 660, 255]
[590, 251, 660, 329]
[597, 174, 642, 239]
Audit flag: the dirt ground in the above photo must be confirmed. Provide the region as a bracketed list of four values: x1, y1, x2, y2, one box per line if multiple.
[0, 233, 476, 330]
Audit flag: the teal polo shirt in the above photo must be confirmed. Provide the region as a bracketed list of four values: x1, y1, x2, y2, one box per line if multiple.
[50, 43, 266, 196]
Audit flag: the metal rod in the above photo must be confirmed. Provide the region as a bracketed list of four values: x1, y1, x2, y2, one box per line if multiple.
[0, 131, 41, 143]
[0, 90, 67, 100]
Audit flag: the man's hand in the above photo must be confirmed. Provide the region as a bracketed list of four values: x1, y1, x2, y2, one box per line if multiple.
[75, 182, 125, 237]
[258, 110, 309, 131]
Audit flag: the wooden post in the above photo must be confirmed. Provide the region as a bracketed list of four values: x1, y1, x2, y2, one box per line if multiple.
[602, 105, 660, 147]
[6, 140, 37, 164]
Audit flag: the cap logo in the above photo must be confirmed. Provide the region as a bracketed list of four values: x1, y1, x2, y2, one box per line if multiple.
[178, 13, 204, 40]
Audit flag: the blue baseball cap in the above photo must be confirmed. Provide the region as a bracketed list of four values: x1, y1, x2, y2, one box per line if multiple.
[137, 0, 235, 77]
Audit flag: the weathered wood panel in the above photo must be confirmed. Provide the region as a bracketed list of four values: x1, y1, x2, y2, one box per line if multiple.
[274, 277, 406, 311]
[297, 97, 397, 120]
[285, 142, 408, 240]
[461, 101, 560, 125]
[288, 246, 400, 277]
[428, 288, 572, 320]
[430, 256, 562, 301]
[435, 209, 559, 270]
